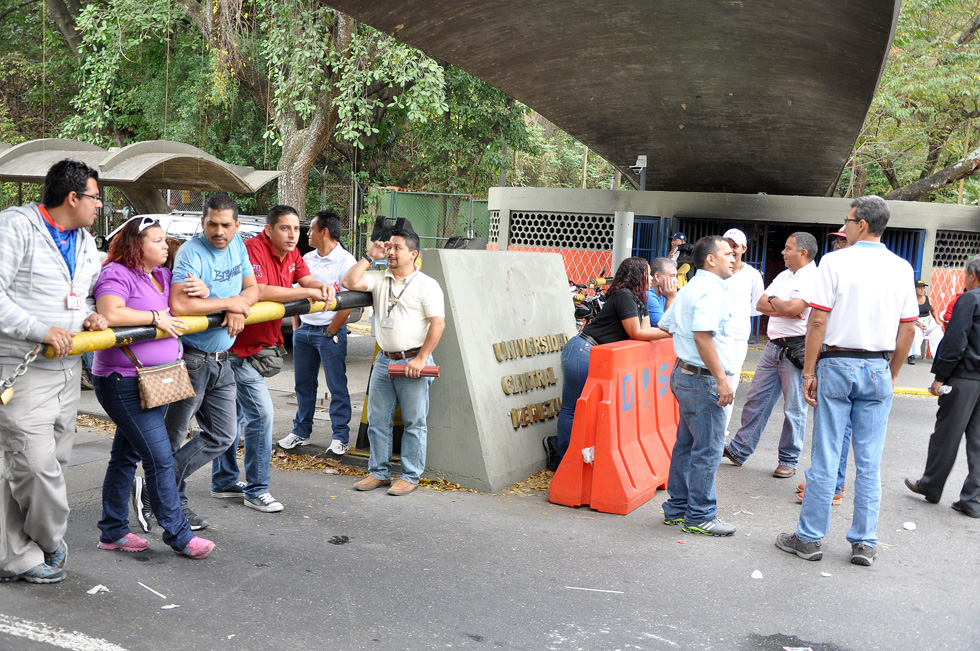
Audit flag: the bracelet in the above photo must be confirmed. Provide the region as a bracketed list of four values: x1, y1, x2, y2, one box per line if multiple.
[803, 374, 816, 380]
[151, 310, 162, 326]
[362, 256, 373, 265]
[768, 295, 775, 304]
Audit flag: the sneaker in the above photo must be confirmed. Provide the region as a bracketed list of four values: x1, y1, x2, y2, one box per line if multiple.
[850, 543, 878, 566]
[98, 533, 151, 552]
[80, 369, 94, 390]
[278, 433, 310, 450]
[176, 536, 215, 559]
[244, 493, 284, 513]
[326, 439, 350, 457]
[182, 507, 210, 531]
[663, 516, 685, 526]
[906, 355, 916, 365]
[0, 562, 65, 584]
[211, 480, 247, 499]
[682, 518, 736, 536]
[132, 477, 152, 533]
[44, 540, 68, 569]
[722, 446, 742, 467]
[775, 533, 823, 560]
[796, 487, 844, 506]
[542, 436, 560, 471]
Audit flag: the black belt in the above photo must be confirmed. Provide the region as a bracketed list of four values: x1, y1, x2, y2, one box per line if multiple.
[771, 336, 805, 345]
[676, 359, 710, 376]
[382, 347, 421, 360]
[183, 345, 234, 362]
[821, 347, 890, 360]
[579, 333, 598, 346]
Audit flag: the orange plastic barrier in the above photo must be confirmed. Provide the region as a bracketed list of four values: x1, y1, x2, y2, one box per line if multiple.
[548, 338, 679, 514]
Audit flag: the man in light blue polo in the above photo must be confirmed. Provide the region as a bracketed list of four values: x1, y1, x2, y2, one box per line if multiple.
[658, 235, 738, 537]
[162, 195, 258, 531]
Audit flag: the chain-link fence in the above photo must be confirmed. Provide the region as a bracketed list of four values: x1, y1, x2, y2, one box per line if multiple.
[370, 189, 489, 251]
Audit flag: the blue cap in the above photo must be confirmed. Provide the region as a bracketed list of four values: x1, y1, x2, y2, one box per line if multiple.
[670, 232, 686, 241]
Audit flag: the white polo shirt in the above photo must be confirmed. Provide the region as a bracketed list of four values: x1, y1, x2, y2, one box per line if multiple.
[765, 260, 817, 339]
[299, 243, 357, 327]
[804, 242, 918, 350]
[725, 263, 764, 340]
[363, 268, 445, 353]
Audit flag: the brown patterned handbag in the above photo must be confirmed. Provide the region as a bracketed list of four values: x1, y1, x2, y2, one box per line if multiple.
[121, 343, 196, 409]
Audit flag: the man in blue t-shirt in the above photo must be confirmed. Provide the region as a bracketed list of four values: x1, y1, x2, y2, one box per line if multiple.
[646, 257, 678, 326]
[155, 195, 258, 532]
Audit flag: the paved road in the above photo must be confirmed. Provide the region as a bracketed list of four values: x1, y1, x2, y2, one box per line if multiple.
[1, 341, 977, 650]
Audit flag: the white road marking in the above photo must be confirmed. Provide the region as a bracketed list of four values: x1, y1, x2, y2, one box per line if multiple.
[564, 586, 624, 594]
[0, 613, 129, 651]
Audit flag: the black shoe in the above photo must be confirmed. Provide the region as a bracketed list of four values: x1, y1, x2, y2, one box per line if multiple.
[904, 478, 939, 504]
[182, 507, 210, 531]
[132, 477, 153, 533]
[952, 501, 980, 518]
[906, 356, 916, 365]
[542, 436, 560, 472]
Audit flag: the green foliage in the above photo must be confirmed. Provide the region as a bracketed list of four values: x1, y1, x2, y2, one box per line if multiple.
[513, 118, 618, 190]
[839, 0, 980, 199]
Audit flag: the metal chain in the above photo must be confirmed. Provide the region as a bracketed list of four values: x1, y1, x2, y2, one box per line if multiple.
[0, 344, 43, 391]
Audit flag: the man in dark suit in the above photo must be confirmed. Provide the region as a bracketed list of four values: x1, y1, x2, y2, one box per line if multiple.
[906, 256, 980, 518]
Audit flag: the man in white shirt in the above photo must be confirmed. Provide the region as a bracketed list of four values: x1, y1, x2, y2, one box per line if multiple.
[721, 228, 764, 434]
[777, 196, 918, 567]
[279, 210, 358, 456]
[342, 228, 445, 496]
[724, 232, 818, 478]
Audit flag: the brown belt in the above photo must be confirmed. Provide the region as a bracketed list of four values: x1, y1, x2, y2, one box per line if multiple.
[676, 359, 710, 376]
[383, 347, 421, 361]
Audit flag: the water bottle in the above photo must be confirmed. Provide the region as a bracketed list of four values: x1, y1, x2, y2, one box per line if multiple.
[938, 385, 952, 395]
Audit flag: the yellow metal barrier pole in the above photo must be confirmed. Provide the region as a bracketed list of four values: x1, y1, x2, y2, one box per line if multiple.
[44, 292, 373, 358]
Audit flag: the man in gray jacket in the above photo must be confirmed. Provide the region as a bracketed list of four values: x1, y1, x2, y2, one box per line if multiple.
[0, 159, 107, 584]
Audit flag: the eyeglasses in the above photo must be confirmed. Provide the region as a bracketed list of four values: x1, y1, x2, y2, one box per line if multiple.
[843, 217, 862, 225]
[76, 191, 103, 203]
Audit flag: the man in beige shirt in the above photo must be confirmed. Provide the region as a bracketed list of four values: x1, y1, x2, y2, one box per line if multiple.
[342, 228, 445, 496]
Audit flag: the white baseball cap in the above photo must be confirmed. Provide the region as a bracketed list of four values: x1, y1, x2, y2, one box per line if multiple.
[722, 228, 747, 248]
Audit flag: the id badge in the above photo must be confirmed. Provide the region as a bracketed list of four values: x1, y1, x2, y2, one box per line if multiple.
[66, 293, 82, 310]
[381, 317, 395, 329]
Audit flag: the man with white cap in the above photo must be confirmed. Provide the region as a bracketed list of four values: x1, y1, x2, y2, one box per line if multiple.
[721, 228, 764, 434]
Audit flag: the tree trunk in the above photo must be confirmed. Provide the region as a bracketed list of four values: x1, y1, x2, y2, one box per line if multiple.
[853, 163, 868, 197]
[46, 0, 83, 56]
[885, 145, 980, 201]
[880, 158, 901, 190]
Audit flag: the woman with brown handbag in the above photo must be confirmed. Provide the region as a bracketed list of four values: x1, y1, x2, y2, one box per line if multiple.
[92, 216, 214, 559]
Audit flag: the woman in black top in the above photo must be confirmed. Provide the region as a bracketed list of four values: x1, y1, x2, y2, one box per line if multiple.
[545, 257, 671, 467]
[909, 279, 944, 365]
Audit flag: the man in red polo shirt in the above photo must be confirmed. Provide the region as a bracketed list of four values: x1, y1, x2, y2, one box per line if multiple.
[210, 205, 334, 513]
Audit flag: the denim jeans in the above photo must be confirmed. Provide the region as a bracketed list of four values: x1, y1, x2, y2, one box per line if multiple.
[366, 352, 435, 484]
[663, 365, 728, 523]
[163, 353, 238, 509]
[291, 323, 352, 443]
[728, 341, 809, 467]
[798, 356, 893, 547]
[211, 358, 273, 498]
[556, 335, 593, 458]
[94, 374, 194, 550]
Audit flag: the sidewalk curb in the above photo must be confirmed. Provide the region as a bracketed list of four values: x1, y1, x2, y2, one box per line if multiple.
[740, 371, 934, 397]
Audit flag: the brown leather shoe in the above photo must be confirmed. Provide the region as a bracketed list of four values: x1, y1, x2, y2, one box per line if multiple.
[773, 465, 796, 478]
[904, 477, 939, 504]
[353, 476, 391, 491]
[387, 479, 418, 496]
[722, 446, 742, 467]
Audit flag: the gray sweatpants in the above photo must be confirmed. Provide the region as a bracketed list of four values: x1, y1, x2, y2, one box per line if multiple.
[0, 362, 79, 575]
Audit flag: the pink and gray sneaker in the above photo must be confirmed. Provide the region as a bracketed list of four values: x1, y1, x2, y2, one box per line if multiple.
[97, 533, 151, 552]
[177, 536, 215, 559]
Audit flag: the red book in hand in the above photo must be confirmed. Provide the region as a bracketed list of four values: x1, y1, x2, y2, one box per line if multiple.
[387, 365, 440, 378]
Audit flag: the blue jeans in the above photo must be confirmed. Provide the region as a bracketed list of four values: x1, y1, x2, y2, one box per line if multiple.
[163, 353, 238, 509]
[556, 336, 593, 458]
[797, 357, 893, 547]
[94, 374, 194, 550]
[211, 358, 273, 498]
[291, 323, 352, 443]
[366, 353, 435, 484]
[663, 365, 728, 523]
[728, 342, 808, 467]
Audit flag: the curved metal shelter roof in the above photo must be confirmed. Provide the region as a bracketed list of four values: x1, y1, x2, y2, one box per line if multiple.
[324, 0, 900, 196]
[0, 139, 281, 212]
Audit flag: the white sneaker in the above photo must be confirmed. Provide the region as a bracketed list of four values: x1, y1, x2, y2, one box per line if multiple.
[278, 433, 310, 450]
[326, 440, 350, 457]
[244, 493, 284, 513]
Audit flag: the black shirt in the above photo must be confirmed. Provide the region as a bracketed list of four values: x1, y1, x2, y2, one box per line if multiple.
[932, 288, 980, 382]
[582, 290, 649, 345]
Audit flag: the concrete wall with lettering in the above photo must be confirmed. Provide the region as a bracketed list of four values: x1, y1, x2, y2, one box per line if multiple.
[421, 249, 576, 491]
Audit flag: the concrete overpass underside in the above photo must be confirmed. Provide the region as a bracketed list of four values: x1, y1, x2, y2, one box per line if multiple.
[324, 0, 901, 196]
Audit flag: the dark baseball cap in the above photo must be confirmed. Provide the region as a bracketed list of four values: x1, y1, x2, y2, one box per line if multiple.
[670, 232, 687, 241]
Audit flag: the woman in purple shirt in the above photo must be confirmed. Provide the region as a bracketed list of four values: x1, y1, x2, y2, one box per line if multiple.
[93, 217, 214, 559]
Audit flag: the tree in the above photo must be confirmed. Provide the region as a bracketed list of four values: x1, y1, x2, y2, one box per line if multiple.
[837, 0, 980, 201]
